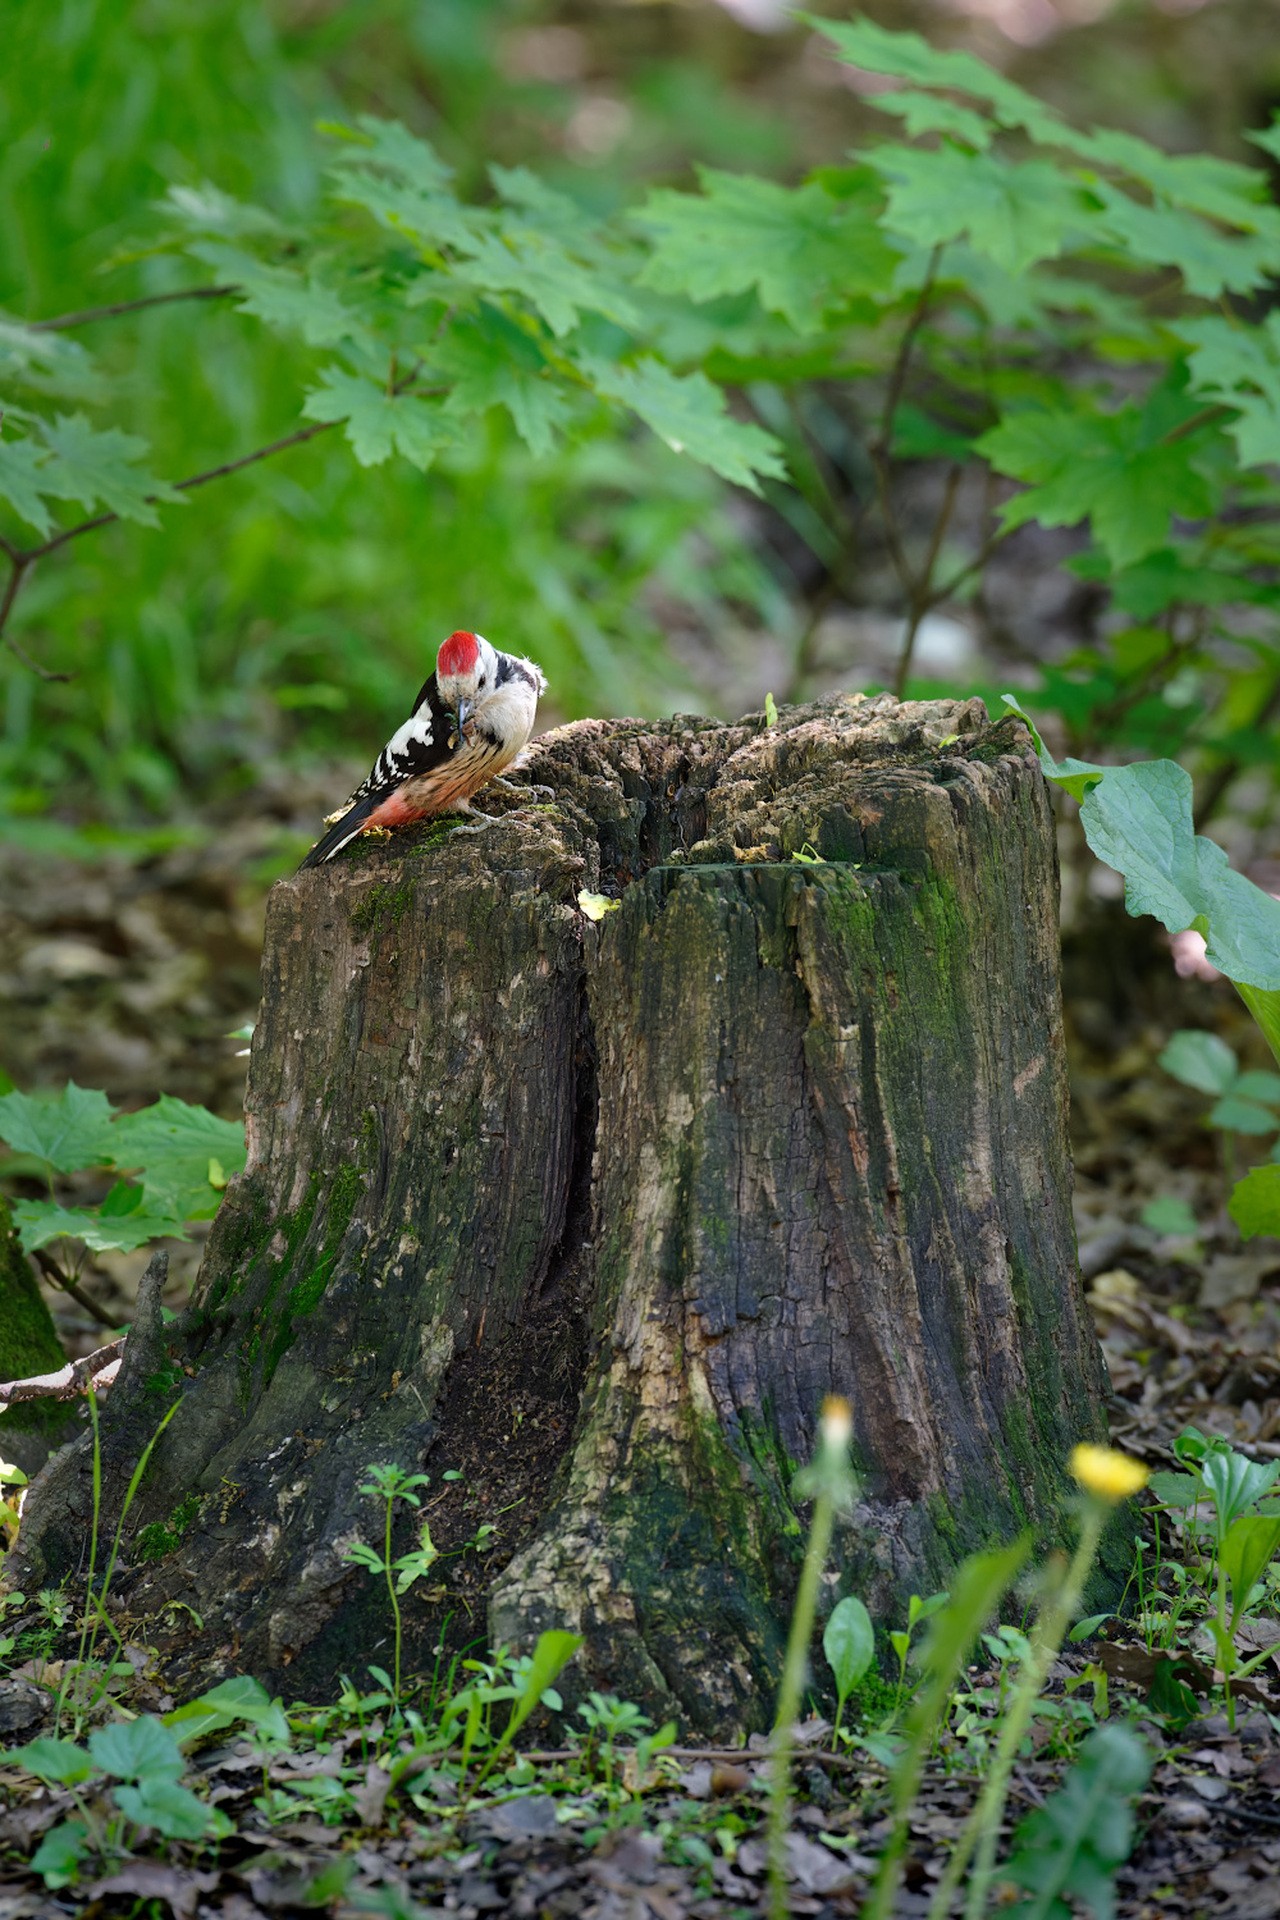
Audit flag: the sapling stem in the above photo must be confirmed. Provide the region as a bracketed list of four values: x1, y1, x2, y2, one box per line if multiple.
[767, 1397, 856, 1920]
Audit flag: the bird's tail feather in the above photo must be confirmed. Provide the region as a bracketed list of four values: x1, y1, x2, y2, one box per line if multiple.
[298, 793, 384, 870]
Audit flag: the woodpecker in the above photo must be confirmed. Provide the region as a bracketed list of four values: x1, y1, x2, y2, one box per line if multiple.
[300, 629, 547, 869]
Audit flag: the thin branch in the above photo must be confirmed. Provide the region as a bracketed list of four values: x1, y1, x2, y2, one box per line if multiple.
[11, 417, 341, 565]
[1194, 665, 1280, 830]
[29, 286, 239, 332]
[893, 460, 964, 698]
[30, 1249, 121, 1330]
[868, 247, 945, 603]
[5, 626, 74, 682]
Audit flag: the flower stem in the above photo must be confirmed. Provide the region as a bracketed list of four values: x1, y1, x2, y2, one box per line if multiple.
[767, 1483, 836, 1920]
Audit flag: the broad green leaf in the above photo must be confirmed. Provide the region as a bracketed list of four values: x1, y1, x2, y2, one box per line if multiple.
[0, 1082, 116, 1173]
[0, 315, 103, 405]
[438, 313, 575, 456]
[866, 89, 994, 150]
[583, 356, 787, 493]
[823, 1595, 875, 1700]
[1077, 761, 1280, 991]
[1002, 1722, 1151, 1915]
[451, 223, 639, 338]
[1200, 1449, 1280, 1539]
[29, 1818, 90, 1888]
[188, 243, 372, 351]
[874, 144, 1085, 276]
[163, 182, 287, 240]
[38, 415, 184, 527]
[1090, 183, 1280, 299]
[1219, 1514, 1280, 1623]
[1179, 313, 1280, 469]
[1140, 1196, 1199, 1238]
[1234, 1071, 1280, 1104]
[999, 696, 1105, 801]
[637, 168, 899, 329]
[1, 1737, 95, 1786]
[110, 1095, 246, 1221]
[113, 1778, 215, 1839]
[0, 434, 53, 536]
[166, 1674, 288, 1746]
[1083, 128, 1276, 231]
[814, 18, 1070, 146]
[330, 114, 455, 196]
[1157, 1030, 1238, 1096]
[978, 392, 1218, 570]
[302, 370, 454, 470]
[1229, 1165, 1280, 1241]
[1146, 1470, 1204, 1509]
[1209, 1094, 1279, 1135]
[88, 1716, 184, 1784]
[13, 1197, 180, 1254]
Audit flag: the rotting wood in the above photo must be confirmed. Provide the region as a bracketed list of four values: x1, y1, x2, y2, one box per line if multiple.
[12, 693, 1111, 1738]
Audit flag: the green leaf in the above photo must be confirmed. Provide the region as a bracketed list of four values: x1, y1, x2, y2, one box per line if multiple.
[874, 143, 1085, 275]
[866, 89, 994, 149]
[437, 312, 575, 456]
[452, 225, 639, 339]
[189, 243, 372, 351]
[1234, 1071, 1280, 1104]
[1077, 761, 1280, 990]
[1209, 1094, 1279, 1135]
[110, 1095, 246, 1222]
[165, 1675, 290, 1747]
[489, 1629, 583, 1759]
[38, 414, 184, 527]
[1219, 1514, 1280, 1623]
[302, 369, 454, 470]
[999, 696, 1105, 801]
[1179, 313, 1280, 469]
[29, 1818, 91, 1888]
[823, 1595, 875, 1702]
[582, 356, 787, 493]
[813, 17, 1070, 146]
[1140, 1195, 1199, 1238]
[1084, 127, 1276, 231]
[88, 1715, 185, 1784]
[978, 391, 1219, 569]
[637, 168, 899, 329]
[1002, 1722, 1151, 1916]
[13, 1197, 179, 1254]
[1229, 1165, 1280, 1241]
[2, 1736, 96, 1786]
[911, 1536, 1031, 1730]
[1146, 1470, 1204, 1509]
[1157, 1030, 1238, 1096]
[0, 434, 53, 536]
[113, 1778, 215, 1840]
[1200, 1449, 1280, 1538]
[0, 1082, 116, 1173]
[1090, 183, 1280, 299]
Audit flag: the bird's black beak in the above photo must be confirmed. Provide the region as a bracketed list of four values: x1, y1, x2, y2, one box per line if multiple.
[456, 696, 473, 734]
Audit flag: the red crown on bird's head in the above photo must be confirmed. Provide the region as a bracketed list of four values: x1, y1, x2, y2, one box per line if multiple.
[437, 630, 481, 679]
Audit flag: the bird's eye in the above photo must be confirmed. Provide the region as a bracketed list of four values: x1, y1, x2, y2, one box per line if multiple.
[478, 674, 487, 689]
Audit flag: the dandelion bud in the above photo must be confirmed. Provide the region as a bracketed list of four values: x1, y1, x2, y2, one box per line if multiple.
[1069, 1442, 1149, 1503]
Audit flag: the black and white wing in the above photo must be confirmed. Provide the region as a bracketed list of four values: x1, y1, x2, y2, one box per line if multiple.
[299, 674, 458, 869]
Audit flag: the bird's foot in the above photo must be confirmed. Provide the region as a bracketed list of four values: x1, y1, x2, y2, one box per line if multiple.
[360, 824, 394, 842]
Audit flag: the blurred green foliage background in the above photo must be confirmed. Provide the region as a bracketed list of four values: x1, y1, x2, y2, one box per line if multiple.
[3, 0, 1279, 832]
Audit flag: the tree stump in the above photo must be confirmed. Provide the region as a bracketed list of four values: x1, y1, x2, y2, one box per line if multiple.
[14, 694, 1110, 1737]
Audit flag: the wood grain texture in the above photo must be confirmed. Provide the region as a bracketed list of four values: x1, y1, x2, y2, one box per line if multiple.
[12, 693, 1109, 1734]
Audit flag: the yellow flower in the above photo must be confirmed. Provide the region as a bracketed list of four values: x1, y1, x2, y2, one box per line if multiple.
[820, 1395, 853, 1450]
[1069, 1443, 1149, 1503]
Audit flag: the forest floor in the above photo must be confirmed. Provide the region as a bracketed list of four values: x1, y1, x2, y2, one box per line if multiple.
[2, 796, 1279, 1918]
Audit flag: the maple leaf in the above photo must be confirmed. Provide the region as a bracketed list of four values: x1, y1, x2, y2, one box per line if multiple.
[582, 356, 786, 493]
[978, 389, 1220, 568]
[38, 414, 183, 526]
[302, 367, 453, 468]
[637, 168, 899, 330]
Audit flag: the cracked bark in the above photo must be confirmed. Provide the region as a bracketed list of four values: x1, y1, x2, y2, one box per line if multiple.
[13, 694, 1109, 1737]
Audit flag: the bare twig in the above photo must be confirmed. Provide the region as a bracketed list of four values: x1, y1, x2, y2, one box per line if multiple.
[868, 248, 945, 605]
[30, 1248, 122, 1330]
[893, 461, 963, 698]
[30, 286, 239, 332]
[0, 1338, 125, 1407]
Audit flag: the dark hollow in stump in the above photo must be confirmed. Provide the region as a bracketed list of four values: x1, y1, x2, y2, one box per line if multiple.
[16, 694, 1109, 1737]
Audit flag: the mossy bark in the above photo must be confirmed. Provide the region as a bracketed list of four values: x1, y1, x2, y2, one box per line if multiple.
[13, 694, 1109, 1736]
[0, 1195, 78, 1475]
